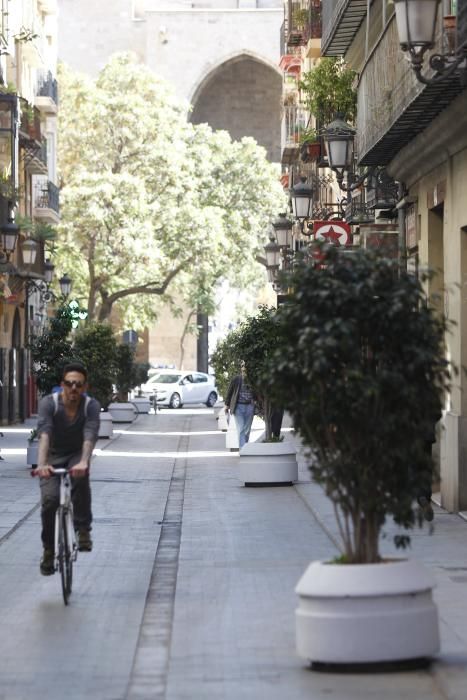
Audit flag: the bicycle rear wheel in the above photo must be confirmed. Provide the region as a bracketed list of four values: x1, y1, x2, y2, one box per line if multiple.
[57, 507, 73, 605]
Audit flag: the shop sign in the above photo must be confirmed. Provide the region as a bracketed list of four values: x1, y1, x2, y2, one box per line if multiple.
[313, 220, 351, 246]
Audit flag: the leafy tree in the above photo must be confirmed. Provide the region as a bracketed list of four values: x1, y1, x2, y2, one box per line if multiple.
[300, 57, 357, 128]
[265, 245, 451, 563]
[114, 343, 149, 400]
[56, 53, 286, 329]
[73, 322, 118, 409]
[28, 304, 76, 395]
[211, 306, 286, 440]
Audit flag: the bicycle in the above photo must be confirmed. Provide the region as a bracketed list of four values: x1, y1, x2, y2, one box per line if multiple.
[33, 467, 78, 605]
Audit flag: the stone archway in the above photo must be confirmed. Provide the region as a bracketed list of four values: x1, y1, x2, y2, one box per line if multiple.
[190, 53, 283, 163]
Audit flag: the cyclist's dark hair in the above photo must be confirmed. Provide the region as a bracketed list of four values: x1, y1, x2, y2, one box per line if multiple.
[62, 362, 88, 381]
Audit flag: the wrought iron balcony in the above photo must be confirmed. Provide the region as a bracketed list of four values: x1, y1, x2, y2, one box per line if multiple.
[321, 0, 367, 57]
[38, 71, 58, 105]
[33, 180, 60, 222]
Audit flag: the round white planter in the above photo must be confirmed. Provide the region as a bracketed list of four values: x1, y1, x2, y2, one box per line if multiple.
[26, 443, 38, 467]
[98, 411, 113, 438]
[108, 402, 136, 423]
[295, 559, 439, 664]
[238, 440, 298, 485]
[131, 398, 151, 414]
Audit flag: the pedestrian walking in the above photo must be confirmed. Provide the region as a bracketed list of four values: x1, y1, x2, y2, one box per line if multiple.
[224, 363, 256, 449]
[34, 362, 101, 576]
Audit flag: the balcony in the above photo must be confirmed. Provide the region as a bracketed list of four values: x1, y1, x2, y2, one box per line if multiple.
[36, 71, 58, 114]
[19, 100, 41, 146]
[33, 180, 60, 224]
[357, 17, 467, 166]
[24, 139, 48, 176]
[282, 105, 308, 165]
[321, 0, 367, 57]
[286, 0, 322, 48]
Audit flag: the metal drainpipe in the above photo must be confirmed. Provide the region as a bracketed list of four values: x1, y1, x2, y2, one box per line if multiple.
[397, 182, 407, 271]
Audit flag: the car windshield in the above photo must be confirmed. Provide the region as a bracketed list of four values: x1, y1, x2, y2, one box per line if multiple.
[152, 374, 181, 384]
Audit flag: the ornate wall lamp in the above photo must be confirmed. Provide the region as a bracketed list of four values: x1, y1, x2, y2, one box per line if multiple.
[289, 176, 314, 233]
[394, 0, 467, 84]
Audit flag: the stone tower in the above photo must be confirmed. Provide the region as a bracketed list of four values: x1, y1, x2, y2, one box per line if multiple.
[58, 0, 283, 367]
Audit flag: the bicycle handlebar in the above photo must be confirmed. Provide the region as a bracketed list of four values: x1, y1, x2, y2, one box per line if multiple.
[31, 467, 67, 477]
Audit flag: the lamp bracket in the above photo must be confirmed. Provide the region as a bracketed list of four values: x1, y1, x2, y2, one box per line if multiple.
[408, 40, 467, 85]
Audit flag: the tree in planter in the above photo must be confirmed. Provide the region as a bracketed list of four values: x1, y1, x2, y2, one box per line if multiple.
[210, 328, 242, 401]
[299, 57, 357, 130]
[211, 306, 286, 441]
[73, 322, 117, 410]
[28, 303, 77, 395]
[265, 245, 451, 563]
[114, 344, 149, 401]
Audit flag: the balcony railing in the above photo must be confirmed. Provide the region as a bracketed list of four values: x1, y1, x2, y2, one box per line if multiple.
[356, 16, 463, 166]
[287, 0, 322, 46]
[282, 105, 308, 148]
[321, 0, 367, 57]
[19, 99, 41, 143]
[34, 180, 59, 214]
[37, 71, 58, 105]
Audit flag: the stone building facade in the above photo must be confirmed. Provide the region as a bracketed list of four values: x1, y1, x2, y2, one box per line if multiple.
[58, 0, 283, 369]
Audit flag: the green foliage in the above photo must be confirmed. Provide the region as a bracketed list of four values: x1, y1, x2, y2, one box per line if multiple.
[73, 322, 117, 409]
[211, 306, 287, 439]
[210, 328, 243, 400]
[56, 54, 286, 328]
[300, 58, 357, 127]
[265, 246, 451, 563]
[28, 304, 76, 395]
[114, 344, 148, 400]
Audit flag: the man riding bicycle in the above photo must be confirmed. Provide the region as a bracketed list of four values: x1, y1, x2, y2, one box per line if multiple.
[35, 362, 100, 576]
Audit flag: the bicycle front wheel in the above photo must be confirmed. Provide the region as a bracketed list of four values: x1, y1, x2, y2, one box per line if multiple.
[57, 507, 73, 605]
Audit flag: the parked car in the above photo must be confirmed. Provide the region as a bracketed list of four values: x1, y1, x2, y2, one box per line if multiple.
[139, 370, 218, 409]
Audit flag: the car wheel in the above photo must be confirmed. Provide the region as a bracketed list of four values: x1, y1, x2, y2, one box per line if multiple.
[169, 392, 182, 409]
[206, 391, 218, 408]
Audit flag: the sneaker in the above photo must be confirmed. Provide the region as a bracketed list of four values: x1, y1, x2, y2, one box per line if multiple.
[40, 548, 55, 576]
[418, 496, 434, 522]
[77, 530, 93, 552]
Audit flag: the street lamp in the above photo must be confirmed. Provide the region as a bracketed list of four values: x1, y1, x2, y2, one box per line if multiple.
[322, 113, 355, 184]
[394, 0, 467, 84]
[44, 259, 54, 284]
[1, 217, 19, 260]
[289, 176, 314, 223]
[21, 238, 38, 266]
[271, 213, 294, 248]
[59, 273, 72, 297]
[264, 241, 282, 269]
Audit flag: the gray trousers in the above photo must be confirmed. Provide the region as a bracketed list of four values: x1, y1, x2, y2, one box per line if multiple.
[39, 456, 92, 549]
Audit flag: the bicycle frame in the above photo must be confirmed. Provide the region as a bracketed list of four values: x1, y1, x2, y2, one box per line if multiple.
[53, 468, 78, 604]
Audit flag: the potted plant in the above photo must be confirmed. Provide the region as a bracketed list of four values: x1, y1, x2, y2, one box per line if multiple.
[73, 322, 120, 434]
[213, 307, 298, 485]
[299, 57, 357, 131]
[265, 245, 451, 664]
[299, 126, 320, 162]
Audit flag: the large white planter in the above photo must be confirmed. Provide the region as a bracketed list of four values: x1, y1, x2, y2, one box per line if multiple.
[296, 559, 439, 664]
[98, 411, 113, 438]
[131, 398, 151, 414]
[238, 440, 298, 485]
[26, 443, 38, 467]
[108, 402, 136, 423]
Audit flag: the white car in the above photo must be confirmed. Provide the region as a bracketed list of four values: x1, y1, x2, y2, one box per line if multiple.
[139, 370, 218, 409]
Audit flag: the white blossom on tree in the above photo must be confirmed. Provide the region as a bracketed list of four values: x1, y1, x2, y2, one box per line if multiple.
[56, 53, 286, 327]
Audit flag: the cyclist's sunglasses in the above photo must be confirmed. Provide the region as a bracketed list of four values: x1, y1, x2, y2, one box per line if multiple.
[63, 379, 85, 389]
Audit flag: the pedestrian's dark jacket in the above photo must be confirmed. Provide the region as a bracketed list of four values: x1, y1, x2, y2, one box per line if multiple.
[224, 375, 242, 414]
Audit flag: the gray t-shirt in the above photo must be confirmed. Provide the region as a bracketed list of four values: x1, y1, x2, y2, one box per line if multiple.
[37, 393, 101, 465]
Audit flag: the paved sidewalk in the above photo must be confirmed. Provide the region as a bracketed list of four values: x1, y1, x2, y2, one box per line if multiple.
[1, 409, 467, 700]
